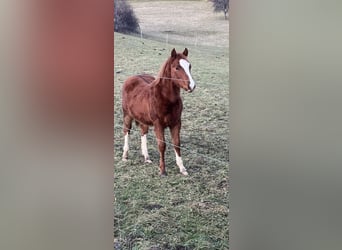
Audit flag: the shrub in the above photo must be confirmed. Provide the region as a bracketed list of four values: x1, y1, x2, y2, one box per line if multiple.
[114, 0, 139, 33]
[210, 0, 229, 20]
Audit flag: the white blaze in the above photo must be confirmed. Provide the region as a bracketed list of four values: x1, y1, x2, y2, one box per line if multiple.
[179, 59, 196, 91]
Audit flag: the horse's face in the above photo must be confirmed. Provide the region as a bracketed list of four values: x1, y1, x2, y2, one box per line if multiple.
[170, 48, 196, 93]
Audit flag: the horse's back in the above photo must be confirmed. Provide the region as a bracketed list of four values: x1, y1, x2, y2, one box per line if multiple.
[123, 74, 154, 91]
[136, 74, 155, 84]
[122, 75, 154, 100]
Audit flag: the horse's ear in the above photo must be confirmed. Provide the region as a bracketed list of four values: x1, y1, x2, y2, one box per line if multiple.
[183, 48, 188, 57]
[171, 48, 177, 58]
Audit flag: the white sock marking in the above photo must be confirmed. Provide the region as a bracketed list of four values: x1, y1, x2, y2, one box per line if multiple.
[141, 134, 152, 163]
[179, 59, 196, 91]
[122, 133, 129, 160]
[175, 150, 188, 175]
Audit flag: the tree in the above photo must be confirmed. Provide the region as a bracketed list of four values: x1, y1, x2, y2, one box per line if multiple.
[210, 0, 229, 20]
[114, 0, 139, 33]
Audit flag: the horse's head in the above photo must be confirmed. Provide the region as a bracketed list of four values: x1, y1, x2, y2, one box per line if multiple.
[169, 48, 196, 93]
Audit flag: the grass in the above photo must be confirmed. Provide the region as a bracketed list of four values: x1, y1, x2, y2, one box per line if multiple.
[114, 2, 229, 249]
[129, 1, 229, 47]
[129, 0, 204, 2]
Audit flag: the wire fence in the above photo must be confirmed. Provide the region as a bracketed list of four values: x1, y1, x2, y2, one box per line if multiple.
[114, 63, 229, 87]
[114, 73, 229, 89]
[114, 123, 229, 167]
[114, 31, 229, 168]
[114, 36, 229, 89]
[114, 32, 229, 55]
[114, 74, 229, 88]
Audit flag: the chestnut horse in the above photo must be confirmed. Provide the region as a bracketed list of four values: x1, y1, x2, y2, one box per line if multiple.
[121, 48, 196, 176]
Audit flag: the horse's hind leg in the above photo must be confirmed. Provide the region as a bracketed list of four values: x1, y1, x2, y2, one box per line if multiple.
[139, 124, 152, 163]
[122, 115, 133, 161]
[170, 123, 188, 176]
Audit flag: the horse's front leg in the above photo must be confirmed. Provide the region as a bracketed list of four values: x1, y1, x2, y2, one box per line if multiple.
[122, 114, 133, 161]
[139, 124, 152, 163]
[170, 123, 188, 176]
[154, 123, 167, 176]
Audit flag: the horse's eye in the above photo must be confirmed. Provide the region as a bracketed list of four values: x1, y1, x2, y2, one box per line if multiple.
[176, 66, 180, 70]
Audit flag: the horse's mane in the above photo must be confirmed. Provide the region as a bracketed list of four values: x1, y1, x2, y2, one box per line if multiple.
[154, 57, 172, 85]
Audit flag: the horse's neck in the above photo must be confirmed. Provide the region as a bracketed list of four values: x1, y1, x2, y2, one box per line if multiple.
[152, 59, 180, 103]
[153, 78, 180, 103]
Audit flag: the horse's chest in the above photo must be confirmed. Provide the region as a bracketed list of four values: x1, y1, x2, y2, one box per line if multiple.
[157, 102, 182, 126]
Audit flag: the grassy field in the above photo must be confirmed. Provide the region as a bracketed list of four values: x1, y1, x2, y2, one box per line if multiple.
[114, 2, 229, 249]
[129, 0, 229, 48]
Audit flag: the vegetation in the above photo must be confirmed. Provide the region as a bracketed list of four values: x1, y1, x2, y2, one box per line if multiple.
[210, 0, 229, 20]
[130, 1, 229, 47]
[114, 1, 229, 249]
[114, 0, 140, 33]
[114, 34, 229, 249]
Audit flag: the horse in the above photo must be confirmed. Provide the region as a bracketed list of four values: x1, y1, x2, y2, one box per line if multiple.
[121, 48, 196, 176]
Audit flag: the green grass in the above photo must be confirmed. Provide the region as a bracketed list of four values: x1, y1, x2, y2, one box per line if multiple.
[129, 0, 204, 2]
[114, 3, 229, 249]
[114, 32, 229, 249]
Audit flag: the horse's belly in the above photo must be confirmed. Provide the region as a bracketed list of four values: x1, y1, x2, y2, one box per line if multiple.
[128, 102, 154, 125]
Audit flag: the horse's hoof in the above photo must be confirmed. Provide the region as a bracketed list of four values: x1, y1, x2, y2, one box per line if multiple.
[160, 172, 167, 177]
[181, 171, 189, 176]
[145, 159, 152, 163]
[122, 158, 128, 162]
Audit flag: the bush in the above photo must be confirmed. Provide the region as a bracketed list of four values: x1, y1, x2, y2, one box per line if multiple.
[114, 0, 139, 33]
[210, 0, 229, 20]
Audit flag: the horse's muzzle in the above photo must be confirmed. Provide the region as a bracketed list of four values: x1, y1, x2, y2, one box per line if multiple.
[187, 84, 196, 93]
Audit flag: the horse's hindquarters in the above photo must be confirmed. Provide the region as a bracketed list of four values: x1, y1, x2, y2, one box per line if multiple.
[122, 75, 155, 126]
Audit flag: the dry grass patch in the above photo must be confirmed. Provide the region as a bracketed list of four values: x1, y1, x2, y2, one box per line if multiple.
[130, 1, 229, 47]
